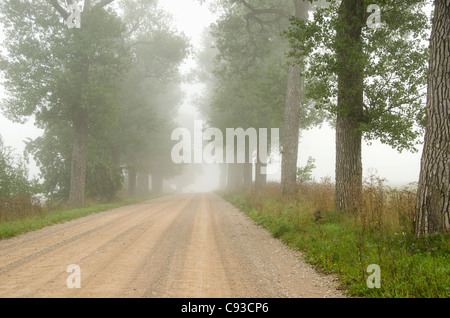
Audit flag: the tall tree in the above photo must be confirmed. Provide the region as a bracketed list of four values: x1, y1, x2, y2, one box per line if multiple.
[1, 0, 189, 203]
[334, 0, 365, 213]
[285, 0, 430, 212]
[415, 0, 450, 235]
[116, 0, 189, 196]
[0, 0, 128, 207]
[280, 0, 310, 196]
[49, 1, 125, 207]
[199, 0, 323, 192]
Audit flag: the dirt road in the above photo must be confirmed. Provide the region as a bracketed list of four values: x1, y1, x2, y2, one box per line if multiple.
[0, 193, 344, 298]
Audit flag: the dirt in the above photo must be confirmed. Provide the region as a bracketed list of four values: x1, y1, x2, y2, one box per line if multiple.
[0, 193, 345, 298]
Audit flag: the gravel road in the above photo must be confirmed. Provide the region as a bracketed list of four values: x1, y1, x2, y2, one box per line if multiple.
[0, 193, 345, 298]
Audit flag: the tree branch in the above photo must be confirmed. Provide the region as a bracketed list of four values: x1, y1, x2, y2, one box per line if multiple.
[48, 0, 69, 19]
[127, 40, 153, 48]
[94, 0, 115, 8]
[239, 0, 292, 19]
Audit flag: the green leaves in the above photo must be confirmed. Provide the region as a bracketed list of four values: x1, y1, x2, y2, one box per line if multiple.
[284, 0, 430, 152]
[0, 135, 40, 200]
[1, 0, 189, 202]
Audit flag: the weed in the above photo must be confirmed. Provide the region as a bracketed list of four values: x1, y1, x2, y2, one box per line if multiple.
[222, 175, 449, 298]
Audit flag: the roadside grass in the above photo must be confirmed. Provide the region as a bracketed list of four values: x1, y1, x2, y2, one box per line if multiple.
[0, 194, 161, 240]
[221, 179, 449, 298]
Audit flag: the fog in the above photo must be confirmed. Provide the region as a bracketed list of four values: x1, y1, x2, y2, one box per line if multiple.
[0, 0, 425, 199]
[160, 0, 424, 192]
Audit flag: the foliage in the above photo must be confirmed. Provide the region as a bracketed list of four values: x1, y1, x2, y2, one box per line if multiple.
[283, 0, 431, 152]
[296, 156, 316, 183]
[0, 136, 39, 198]
[223, 178, 450, 298]
[0, 0, 190, 201]
[196, 0, 327, 186]
[0, 135, 41, 221]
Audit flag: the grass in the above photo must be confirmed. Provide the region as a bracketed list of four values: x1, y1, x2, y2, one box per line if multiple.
[0, 194, 161, 240]
[221, 177, 449, 298]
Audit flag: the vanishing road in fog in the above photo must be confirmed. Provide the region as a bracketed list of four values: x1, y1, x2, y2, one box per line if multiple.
[0, 193, 343, 298]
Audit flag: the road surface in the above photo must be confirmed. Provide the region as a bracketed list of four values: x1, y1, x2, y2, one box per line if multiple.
[0, 193, 344, 298]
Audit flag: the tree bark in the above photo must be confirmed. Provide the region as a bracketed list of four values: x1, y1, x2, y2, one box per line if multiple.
[415, 0, 450, 235]
[280, 0, 309, 196]
[68, 109, 89, 207]
[335, 116, 363, 213]
[334, 0, 365, 213]
[255, 132, 267, 192]
[128, 168, 137, 197]
[242, 140, 253, 190]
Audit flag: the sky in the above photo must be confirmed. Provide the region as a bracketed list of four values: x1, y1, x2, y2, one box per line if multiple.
[160, 0, 425, 188]
[0, 0, 425, 189]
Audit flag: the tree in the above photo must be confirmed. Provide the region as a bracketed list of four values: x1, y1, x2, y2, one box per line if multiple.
[334, 0, 365, 213]
[1, 0, 189, 203]
[112, 0, 189, 196]
[280, 0, 310, 196]
[285, 0, 430, 212]
[198, 1, 287, 191]
[415, 0, 450, 235]
[0, 0, 128, 207]
[199, 0, 324, 192]
[50, 1, 126, 207]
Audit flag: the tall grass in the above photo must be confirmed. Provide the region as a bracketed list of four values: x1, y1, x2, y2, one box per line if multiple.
[222, 175, 449, 298]
[0, 194, 44, 223]
[0, 195, 159, 239]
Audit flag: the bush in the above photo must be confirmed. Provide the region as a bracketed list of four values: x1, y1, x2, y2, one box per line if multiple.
[0, 136, 41, 222]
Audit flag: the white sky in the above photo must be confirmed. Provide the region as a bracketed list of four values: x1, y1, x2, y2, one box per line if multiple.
[0, 0, 424, 188]
[159, 0, 424, 188]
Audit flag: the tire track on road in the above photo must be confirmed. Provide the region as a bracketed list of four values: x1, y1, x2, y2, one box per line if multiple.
[0, 194, 194, 297]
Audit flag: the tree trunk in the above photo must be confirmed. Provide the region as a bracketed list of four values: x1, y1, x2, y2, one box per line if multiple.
[243, 162, 253, 189]
[415, 0, 450, 235]
[137, 171, 149, 196]
[335, 116, 363, 213]
[255, 134, 267, 192]
[255, 162, 267, 192]
[219, 163, 227, 190]
[243, 141, 253, 190]
[227, 163, 237, 191]
[280, 0, 309, 196]
[68, 109, 89, 208]
[235, 163, 244, 190]
[128, 168, 137, 197]
[334, 0, 365, 213]
[152, 172, 163, 194]
[111, 144, 121, 167]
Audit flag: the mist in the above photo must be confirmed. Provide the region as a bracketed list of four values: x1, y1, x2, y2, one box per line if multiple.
[0, 0, 428, 203]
